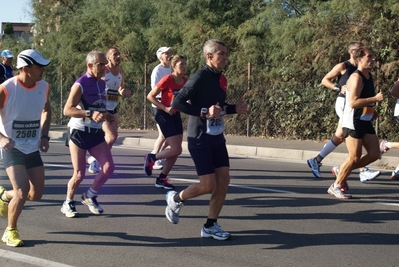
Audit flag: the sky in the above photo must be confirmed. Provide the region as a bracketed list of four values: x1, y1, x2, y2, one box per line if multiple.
[1, 0, 33, 30]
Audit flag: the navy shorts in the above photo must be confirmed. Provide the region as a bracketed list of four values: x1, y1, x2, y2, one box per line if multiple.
[155, 110, 183, 138]
[68, 128, 105, 150]
[2, 149, 43, 169]
[188, 139, 229, 176]
[343, 121, 375, 139]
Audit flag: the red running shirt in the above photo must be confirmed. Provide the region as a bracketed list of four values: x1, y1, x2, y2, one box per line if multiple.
[156, 74, 187, 109]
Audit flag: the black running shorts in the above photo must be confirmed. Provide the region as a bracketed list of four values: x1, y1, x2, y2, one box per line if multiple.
[69, 128, 105, 150]
[343, 121, 376, 139]
[155, 110, 183, 138]
[2, 149, 43, 169]
[188, 140, 229, 176]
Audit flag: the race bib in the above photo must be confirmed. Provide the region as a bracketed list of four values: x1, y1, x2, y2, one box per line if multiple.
[11, 120, 40, 147]
[105, 89, 119, 111]
[206, 116, 225, 135]
[360, 106, 374, 121]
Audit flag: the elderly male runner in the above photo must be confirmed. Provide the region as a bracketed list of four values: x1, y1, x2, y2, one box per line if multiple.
[61, 51, 115, 217]
[87, 47, 131, 174]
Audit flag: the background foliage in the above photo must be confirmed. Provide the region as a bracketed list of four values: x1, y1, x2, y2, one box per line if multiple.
[2, 0, 399, 140]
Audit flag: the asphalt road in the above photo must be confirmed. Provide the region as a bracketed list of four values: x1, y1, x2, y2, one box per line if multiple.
[0, 139, 399, 267]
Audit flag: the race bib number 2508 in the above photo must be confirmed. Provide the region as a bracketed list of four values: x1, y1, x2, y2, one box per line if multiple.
[12, 120, 40, 139]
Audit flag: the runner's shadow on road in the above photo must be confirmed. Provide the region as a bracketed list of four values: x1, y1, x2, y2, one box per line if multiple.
[227, 229, 399, 249]
[26, 228, 399, 249]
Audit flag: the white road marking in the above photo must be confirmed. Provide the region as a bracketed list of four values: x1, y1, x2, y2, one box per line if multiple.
[0, 249, 74, 267]
[172, 178, 296, 194]
[43, 164, 399, 206]
[42, 164, 297, 194]
[374, 202, 399, 207]
[44, 163, 73, 168]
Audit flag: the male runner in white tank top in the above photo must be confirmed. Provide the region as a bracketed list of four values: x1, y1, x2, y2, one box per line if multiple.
[149, 47, 172, 170]
[87, 47, 131, 174]
[0, 49, 51, 247]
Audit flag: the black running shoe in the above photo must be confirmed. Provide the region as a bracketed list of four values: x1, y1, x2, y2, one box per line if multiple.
[144, 153, 155, 176]
[155, 177, 175, 190]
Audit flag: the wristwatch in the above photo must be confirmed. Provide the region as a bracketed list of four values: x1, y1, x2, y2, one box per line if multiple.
[41, 135, 50, 141]
[85, 110, 92, 117]
[200, 108, 208, 118]
[333, 84, 341, 92]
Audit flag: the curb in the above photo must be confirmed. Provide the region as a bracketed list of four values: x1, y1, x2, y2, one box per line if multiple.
[49, 131, 397, 170]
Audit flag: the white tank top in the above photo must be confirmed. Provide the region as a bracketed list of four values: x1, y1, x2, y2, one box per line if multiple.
[150, 64, 171, 107]
[394, 99, 399, 117]
[104, 66, 123, 111]
[0, 77, 49, 154]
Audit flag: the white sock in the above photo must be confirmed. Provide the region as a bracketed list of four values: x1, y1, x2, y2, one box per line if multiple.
[385, 142, 392, 149]
[86, 188, 98, 198]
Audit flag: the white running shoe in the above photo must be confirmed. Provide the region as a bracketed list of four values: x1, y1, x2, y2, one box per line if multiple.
[88, 160, 100, 174]
[327, 184, 352, 199]
[379, 139, 389, 155]
[153, 159, 164, 170]
[87, 156, 96, 164]
[391, 170, 399, 180]
[201, 222, 231, 240]
[359, 167, 380, 183]
[165, 191, 183, 224]
[61, 201, 78, 218]
[81, 193, 103, 214]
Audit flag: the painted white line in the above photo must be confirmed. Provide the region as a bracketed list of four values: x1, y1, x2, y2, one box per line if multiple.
[44, 163, 73, 168]
[0, 249, 74, 267]
[374, 202, 399, 207]
[171, 178, 296, 194]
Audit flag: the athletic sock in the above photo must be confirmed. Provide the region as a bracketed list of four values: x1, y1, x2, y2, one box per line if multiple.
[86, 188, 98, 198]
[0, 191, 9, 202]
[173, 192, 183, 203]
[150, 153, 157, 161]
[158, 173, 167, 180]
[65, 198, 73, 203]
[385, 142, 392, 149]
[318, 138, 338, 159]
[204, 218, 217, 228]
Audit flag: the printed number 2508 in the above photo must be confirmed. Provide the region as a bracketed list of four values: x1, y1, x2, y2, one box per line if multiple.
[16, 130, 37, 138]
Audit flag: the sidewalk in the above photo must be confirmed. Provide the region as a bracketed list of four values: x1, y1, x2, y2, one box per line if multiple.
[49, 125, 399, 169]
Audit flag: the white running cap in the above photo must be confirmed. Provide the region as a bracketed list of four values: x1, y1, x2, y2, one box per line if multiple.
[16, 49, 51, 69]
[156, 47, 172, 59]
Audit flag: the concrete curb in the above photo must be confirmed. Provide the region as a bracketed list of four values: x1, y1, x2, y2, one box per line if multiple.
[49, 131, 397, 170]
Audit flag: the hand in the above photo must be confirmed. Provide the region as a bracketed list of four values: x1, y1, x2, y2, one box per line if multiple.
[40, 138, 49, 152]
[92, 111, 106, 122]
[208, 102, 222, 118]
[0, 136, 15, 152]
[375, 92, 384, 102]
[235, 96, 248, 114]
[164, 106, 175, 115]
[121, 88, 132, 97]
